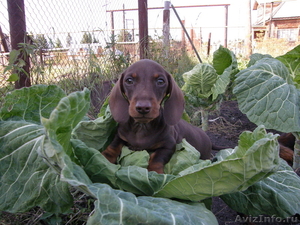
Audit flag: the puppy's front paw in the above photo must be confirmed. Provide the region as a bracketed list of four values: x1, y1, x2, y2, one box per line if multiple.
[147, 162, 164, 174]
[102, 147, 119, 164]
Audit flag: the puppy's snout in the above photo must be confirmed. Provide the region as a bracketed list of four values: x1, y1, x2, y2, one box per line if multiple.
[136, 101, 151, 115]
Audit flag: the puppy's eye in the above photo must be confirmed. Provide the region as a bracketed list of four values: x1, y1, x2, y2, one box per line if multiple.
[125, 78, 134, 85]
[157, 78, 165, 86]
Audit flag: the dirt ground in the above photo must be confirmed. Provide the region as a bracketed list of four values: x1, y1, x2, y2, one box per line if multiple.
[206, 100, 257, 149]
[207, 100, 256, 225]
[207, 100, 300, 225]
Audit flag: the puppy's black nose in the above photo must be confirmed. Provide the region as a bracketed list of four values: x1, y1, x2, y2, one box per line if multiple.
[136, 101, 151, 114]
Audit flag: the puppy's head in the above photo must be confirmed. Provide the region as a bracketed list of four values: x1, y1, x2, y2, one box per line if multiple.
[109, 59, 184, 125]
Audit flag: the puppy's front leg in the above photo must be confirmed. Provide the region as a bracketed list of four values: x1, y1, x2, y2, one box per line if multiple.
[147, 147, 175, 174]
[102, 134, 124, 163]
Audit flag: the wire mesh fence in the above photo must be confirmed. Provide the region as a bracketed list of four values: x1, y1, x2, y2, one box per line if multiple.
[2, 0, 134, 82]
[1, 0, 250, 115]
[1, 0, 139, 115]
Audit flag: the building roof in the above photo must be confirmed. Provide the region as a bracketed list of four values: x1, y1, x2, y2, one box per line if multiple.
[254, 0, 300, 25]
[273, 0, 300, 18]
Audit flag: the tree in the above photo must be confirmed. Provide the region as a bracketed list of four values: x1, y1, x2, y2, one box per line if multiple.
[80, 32, 99, 44]
[55, 38, 63, 48]
[66, 33, 72, 47]
[81, 32, 92, 44]
[34, 34, 49, 49]
[117, 30, 133, 42]
[48, 38, 54, 49]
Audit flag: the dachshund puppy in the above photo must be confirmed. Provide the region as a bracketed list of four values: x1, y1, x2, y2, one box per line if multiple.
[102, 59, 212, 173]
[278, 133, 295, 167]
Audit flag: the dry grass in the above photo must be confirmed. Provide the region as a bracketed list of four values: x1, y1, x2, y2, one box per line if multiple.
[254, 37, 300, 57]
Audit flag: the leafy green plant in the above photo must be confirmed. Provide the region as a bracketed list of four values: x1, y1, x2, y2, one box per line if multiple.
[181, 46, 239, 130]
[2, 40, 51, 88]
[3, 42, 36, 82]
[233, 45, 300, 169]
[1, 85, 299, 224]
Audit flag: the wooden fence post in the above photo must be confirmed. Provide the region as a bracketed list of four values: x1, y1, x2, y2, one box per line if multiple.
[138, 0, 148, 59]
[7, 0, 31, 88]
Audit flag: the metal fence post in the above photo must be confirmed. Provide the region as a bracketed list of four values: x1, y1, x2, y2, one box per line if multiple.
[224, 5, 228, 48]
[163, 1, 170, 58]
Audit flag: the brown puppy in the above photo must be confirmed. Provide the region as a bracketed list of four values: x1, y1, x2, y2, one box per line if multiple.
[278, 133, 295, 167]
[102, 59, 212, 173]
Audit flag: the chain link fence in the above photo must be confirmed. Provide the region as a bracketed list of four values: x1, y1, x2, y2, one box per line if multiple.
[1, 0, 249, 116]
[1, 0, 141, 116]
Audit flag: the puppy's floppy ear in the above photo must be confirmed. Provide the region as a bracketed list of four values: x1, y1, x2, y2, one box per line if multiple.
[163, 73, 185, 125]
[109, 73, 130, 123]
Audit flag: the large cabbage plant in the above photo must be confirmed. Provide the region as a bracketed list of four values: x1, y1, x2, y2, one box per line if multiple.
[233, 45, 300, 169]
[182, 46, 239, 130]
[0, 84, 300, 224]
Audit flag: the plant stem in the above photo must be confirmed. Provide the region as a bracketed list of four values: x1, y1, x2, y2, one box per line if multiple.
[201, 108, 209, 131]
